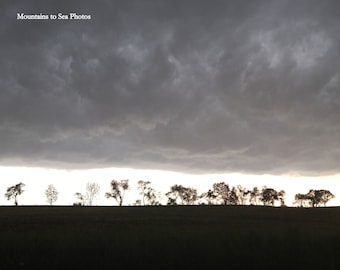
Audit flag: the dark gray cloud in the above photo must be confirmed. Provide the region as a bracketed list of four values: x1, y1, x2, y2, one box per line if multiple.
[1, 0, 340, 175]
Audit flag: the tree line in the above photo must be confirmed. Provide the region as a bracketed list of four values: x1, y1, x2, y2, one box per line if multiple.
[3, 180, 336, 207]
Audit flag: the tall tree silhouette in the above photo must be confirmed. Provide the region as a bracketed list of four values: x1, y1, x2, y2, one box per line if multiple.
[5, 182, 25, 206]
[137, 180, 160, 205]
[212, 182, 231, 205]
[236, 185, 249, 205]
[249, 187, 261, 205]
[45, 184, 58, 205]
[105, 179, 129, 206]
[85, 182, 100, 206]
[277, 190, 286, 206]
[229, 186, 239, 205]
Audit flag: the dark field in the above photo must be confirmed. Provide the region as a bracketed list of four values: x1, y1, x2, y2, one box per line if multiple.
[1, 206, 340, 269]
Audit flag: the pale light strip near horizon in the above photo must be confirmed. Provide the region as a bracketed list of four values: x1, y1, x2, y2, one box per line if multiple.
[0, 166, 339, 207]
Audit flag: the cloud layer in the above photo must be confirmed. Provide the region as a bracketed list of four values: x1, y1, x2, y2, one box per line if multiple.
[1, 0, 340, 175]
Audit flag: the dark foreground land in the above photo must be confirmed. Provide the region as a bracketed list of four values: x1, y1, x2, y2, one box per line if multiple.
[0, 206, 340, 269]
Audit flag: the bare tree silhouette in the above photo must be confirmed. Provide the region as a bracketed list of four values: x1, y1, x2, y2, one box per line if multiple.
[85, 182, 100, 206]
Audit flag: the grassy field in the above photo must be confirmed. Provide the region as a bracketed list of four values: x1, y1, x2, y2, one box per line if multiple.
[0, 205, 340, 269]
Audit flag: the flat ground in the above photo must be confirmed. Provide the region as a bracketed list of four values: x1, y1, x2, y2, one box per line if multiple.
[0, 206, 339, 269]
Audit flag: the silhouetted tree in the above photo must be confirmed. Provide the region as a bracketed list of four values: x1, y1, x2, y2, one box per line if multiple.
[228, 186, 239, 205]
[137, 180, 160, 205]
[277, 190, 286, 206]
[105, 179, 129, 206]
[306, 189, 318, 207]
[166, 185, 180, 205]
[85, 182, 100, 206]
[181, 186, 198, 205]
[260, 187, 279, 206]
[294, 190, 334, 207]
[211, 182, 240, 205]
[293, 193, 310, 207]
[249, 187, 261, 205]
[212, 182, 231, 205]
[5, 183, 25, 206]
[236, 185, 249, 205]
[317, 190, 335, 206]
[306, 189, 335, 207]
[45, 184, 58, 205]
[138, 180, 150, 205]
[166, 185, 198, 205]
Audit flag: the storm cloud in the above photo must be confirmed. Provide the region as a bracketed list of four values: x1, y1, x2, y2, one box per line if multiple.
[1, 0, 340, 175]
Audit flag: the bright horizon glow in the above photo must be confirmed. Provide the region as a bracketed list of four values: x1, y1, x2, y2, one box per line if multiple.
[1, 166, 339, 207]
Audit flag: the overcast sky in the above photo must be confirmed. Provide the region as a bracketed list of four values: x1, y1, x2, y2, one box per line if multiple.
[1, 0, 340, 177]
